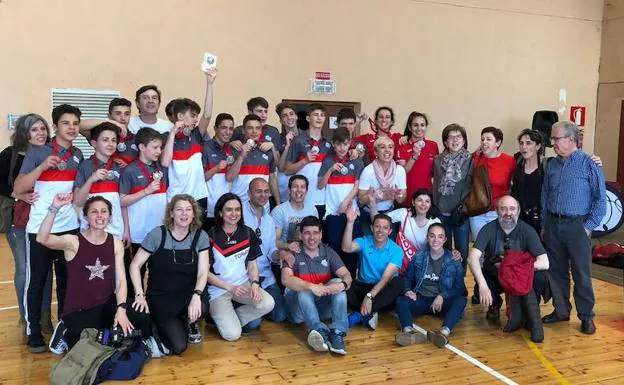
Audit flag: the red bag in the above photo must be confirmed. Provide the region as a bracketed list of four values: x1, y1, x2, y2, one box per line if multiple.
[498, 250, 534, 296]
[12, 199, 30, 229]
[395, 215, 419, 275]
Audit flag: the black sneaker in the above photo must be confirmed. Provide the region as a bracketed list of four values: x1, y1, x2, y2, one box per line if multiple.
[187, 322, 202, 344]
[49, 321, 68, 355]
[27, 334, 47, 354]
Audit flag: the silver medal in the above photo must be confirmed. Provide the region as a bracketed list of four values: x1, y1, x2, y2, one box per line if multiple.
[340, 165, 349, 175]
[310, 145, 320, 154]
[105, 170, 116, 180]
[117, 142, 127, 152]
[183, 126, 193, 136]
[416, 140, 426, 149]
[152, 170, 163, 182]
[57, 160, 67, 171]
[226, 155, 234, 165]
[246, 138, 256, 148]
[356, 143, 365, 153]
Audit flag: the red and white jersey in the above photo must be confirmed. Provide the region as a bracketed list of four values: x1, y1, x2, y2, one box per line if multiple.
[202, 138, 232, 217]
[168, 128, 207, 201]
[20, 142, 83, 234]
[230, 146, 276, 203]
[120, 160, 168, 243]
[286, 131, 332, 206]
[75, 156, 124, 239]
[317, 153, 364, 218]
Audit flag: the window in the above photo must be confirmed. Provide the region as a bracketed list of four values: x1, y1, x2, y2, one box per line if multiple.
[51, 88, 120, 156]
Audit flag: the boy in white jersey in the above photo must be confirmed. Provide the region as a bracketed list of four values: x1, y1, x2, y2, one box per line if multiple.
[284, 104, 331, 218]
[317, 127, 364, 277]
[74, 122, 128, 244]
[14, 104, 84, 352]
[120, 127, 173, 295]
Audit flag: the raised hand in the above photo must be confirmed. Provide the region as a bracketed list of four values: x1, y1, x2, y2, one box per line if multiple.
[52, 192, 73, 208]
[41, 155, 61, 171]
[204, 68, 218, 84]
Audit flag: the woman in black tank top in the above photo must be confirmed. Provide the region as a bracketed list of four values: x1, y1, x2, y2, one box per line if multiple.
[36, 194, 151, 351]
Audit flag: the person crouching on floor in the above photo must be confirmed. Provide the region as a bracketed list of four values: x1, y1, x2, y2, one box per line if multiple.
[395, 223, 466, 347]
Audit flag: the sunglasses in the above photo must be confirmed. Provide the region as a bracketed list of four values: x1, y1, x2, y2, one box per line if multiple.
[255, 227, 262, 245]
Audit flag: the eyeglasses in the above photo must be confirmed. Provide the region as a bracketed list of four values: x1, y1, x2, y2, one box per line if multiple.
[550, 135, 569, 144]
[447, 135, 463, 142]
[255, 227, 263, 245]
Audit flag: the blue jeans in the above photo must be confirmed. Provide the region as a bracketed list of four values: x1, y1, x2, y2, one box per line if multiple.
[440, 215, 470, 274]
[7, 227, 52, 321]
[284, 282, 349, 334]
[396, 294, 467, 332]
[244, 283, 287, 330]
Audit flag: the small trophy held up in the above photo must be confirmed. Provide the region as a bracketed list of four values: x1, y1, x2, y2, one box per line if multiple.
[201, 52, 218, 71]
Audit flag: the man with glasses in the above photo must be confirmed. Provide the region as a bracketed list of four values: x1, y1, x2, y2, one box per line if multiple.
[540, 121, 606, 335]
[467, 196, 549, 341]
[242, 178, 286, 329]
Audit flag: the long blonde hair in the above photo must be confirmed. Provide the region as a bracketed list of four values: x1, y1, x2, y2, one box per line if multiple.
[164, 194, 203, 231]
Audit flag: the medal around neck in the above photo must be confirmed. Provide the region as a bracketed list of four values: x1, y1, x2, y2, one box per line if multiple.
[356, 143, 365, 153]
[246, 138, 256, 148]
[201, 52, 218, 71]
[117, 142, 127, 152]
[182, 126, 193, 136]
[340, 165, 349, 175]
[57, 160, 67, 171]
[105, 170, 116, 180]
[226, 155, 235, 165]
[416, 140, 425, 149]
[152, 170, 163, 182]
[310, 145, 320, 154]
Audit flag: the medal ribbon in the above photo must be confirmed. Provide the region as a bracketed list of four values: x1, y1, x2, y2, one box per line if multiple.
[52, 139, 75, 162]
[135, 159, 161, 182]
[91, 155, 114, 171]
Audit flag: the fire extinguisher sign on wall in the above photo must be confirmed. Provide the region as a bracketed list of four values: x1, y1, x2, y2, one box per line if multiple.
[570, 106, 586, 127]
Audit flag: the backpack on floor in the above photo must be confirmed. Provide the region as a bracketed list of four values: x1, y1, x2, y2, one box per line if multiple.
[94, 338, 150, 383]
[592, 243, 624, 269]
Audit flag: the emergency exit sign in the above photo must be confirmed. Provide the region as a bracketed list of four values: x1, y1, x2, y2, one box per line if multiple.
[315, 71, 331, 80]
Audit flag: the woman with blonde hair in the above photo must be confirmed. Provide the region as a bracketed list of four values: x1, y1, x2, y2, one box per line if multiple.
[130, 194, 210, 355]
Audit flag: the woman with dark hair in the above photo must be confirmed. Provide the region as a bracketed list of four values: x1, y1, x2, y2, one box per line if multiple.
[206, 193, 275, 341]
[36, 194, 151, 352]
[0, 114, 54, 334]
[356, 106, 403, 162]
[130, 194, 209, 355]
[395, 112, 440, 208]
[511, 129, 545, 234]
[369, 188, 441, 252]
[432, 124, 473, 272]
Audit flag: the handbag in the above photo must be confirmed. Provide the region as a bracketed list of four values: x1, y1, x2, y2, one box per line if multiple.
[0, 149, 19, 233]
[464, 154, 492, 217]
[395, 214, 419, 276]
[448, 204, 467, 226]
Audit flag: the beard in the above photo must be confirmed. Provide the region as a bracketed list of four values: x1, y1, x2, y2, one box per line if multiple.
[498, 216, 517, 232]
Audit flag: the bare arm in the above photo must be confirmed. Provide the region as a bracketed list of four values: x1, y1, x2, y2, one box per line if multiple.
[204, 161, 226, 181]
[160, 127, 176, 167]
[226, 149, 247, 183]
[341, 209, 361, 253]
[358, 188, 371, 206]
[467, 248, 486, 288]
[334, 266, 352, 289]
[247, 259, 260, 282]
[195, 250, 209, 292]
[197, 69, 216, 136]
[269, 172, 281, 205]
[129, 248, 150, 296]
[283, 158, 308, 176]
[36, 194, 78, 254]
[114, 239, 128, 304]
[368, 264, 399, 297]
[281, 266, 314, 291]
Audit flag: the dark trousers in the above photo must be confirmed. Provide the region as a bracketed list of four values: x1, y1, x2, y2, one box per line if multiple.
[125, 243, 147, 299]
[151, 298, 208, 355]
[326, 213, 361, 279]
[63, 297, 152, 349]
[25, 230, 76, 340]
[347, 277, 404, 313]
[543, 215, 595, 320]
[483, 265, 548, 309]
[396, 295, 467, 331]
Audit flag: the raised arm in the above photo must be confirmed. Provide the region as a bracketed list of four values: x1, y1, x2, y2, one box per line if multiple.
[197, 69, 217, 136]
[159, 124, 177, 168]
[36, 193, 78, 254]
[341, 207, 361, 253]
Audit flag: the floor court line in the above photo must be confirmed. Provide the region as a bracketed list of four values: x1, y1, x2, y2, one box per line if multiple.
[413, 325, 519, 385]
[523, 335, 571, 385]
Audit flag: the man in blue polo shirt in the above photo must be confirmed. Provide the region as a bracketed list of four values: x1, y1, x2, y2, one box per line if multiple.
[341, 207, 404, 330]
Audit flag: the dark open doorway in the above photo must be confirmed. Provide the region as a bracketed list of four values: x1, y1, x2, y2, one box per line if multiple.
[281, 99, 361, 136]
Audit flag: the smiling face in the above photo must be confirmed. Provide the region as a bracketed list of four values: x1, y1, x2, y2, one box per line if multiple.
[427, 225, 447, 252]
[220, 199, 242, 227]
[249, 179, 270, 208]
[215, 118, 234, 144]
[371, 217, 392, 243]
[300, 225, 321, 251]
[55, 113, 80, 143]
[289, 178, 308, 204]
[109, 106, 131, 126]
[410, 116, 427, 140]
[307, 109, 325, 130]
[28, 120, 48, 146]
[445, 130, 465, 153]
[86, 200, 111, 230]
[480, 132, 500, 157]
[171, 199, 194, 229]
[244, 119, 262, 141]
[412, 193, 431, 216]
[137, 89, 160, 115]
[518, 134, 540, 161]
[279, 107, 298, 130]
[375, 108, 393, 132]
[91, 129, 118, 158]
[374, 141, 395, 162]
[176, 110, 199, 127]
[251, 106, 269, 125]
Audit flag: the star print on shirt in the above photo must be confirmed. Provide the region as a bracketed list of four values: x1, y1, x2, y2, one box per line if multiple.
[85, 258, 110, 281]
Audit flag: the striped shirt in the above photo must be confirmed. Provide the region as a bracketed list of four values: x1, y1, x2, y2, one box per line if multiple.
[541, 149, 606, 230]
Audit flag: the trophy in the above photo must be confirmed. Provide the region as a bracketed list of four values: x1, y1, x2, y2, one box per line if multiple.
[201, 52, 218, 71]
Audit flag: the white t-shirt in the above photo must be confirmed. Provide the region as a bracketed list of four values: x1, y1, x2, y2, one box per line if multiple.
[359, 163, 407, 211]
[128, 116, 173, 134]
[387, 208, 441, 251]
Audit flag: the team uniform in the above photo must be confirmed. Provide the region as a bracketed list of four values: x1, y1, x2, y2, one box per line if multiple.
[167, 128, 208, 207]
[230, 145, 276, 204]
[202, 138, 232, 218]
[20, 141, 83, 342]
[74, 155, 124, 239]
[355, 132, 402, 162]
[112, 133, 139, 166]
[232, 124, 282, 150]
[394, 138, 439, 206]
[286, 131, 332, 209]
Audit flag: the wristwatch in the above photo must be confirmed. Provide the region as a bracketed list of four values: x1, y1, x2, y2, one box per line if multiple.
[117, 302, 127, 310]
[366, 292, 373, 301]
[193, 289, 203, 297]
[341, 280, 348, 291]
[250, 280, 261, 287]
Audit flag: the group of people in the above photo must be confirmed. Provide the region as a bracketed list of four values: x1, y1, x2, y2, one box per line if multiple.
[0, 69, 606, 361]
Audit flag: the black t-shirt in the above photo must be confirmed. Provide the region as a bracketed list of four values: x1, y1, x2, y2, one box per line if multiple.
[473, 219, 545, 266]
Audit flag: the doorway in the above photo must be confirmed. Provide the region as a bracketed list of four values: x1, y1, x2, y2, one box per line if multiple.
[618, 100, 624, 189]
[281, 99, 361, 136]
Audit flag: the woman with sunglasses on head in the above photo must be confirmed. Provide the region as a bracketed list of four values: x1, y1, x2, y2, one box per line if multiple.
[206, 193, 275, 342]
[130, 194, 210, 355]
[0, 114, 55, 335]
[395, 112, 440, 208]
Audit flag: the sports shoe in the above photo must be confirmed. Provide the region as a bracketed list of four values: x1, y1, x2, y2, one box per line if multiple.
[329, 329, 347, 355]
[307, 329, 330, 352]
[427, 329, 449, 348]
[144, 336, 167, 358]
[187, 321, 202, 344]
[348, 312, 362, 328]
[27, 334, 48, 354]
[363, 312, 378, 330]
[49, 321, 67, 355]
[395, 329, 427, 346]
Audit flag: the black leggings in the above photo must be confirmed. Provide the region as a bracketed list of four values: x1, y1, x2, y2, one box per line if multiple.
[152, 299, 208, 355]
[347, 277, 404, 313]
[63, 297, 152, 349]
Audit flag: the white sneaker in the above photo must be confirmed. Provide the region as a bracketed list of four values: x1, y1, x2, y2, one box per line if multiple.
[307, 329, 329, 352]
[365, 312, 379, 330]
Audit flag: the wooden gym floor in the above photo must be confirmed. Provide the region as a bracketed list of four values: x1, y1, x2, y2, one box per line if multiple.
[0, 235, 622, 385]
